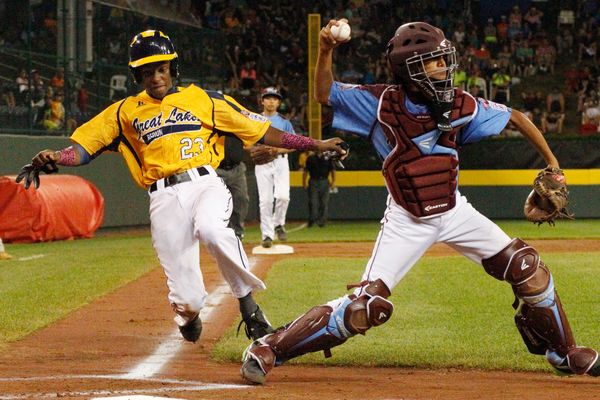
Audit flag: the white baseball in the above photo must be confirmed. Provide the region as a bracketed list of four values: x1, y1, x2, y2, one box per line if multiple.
[330, 22, 351, 41]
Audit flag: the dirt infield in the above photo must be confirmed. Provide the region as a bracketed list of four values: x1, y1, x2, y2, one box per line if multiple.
[0, 240, 599, 399]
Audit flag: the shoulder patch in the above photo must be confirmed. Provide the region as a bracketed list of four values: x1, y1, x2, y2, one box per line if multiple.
[241, 109, 268, 122]
[480, 99, 508, 112]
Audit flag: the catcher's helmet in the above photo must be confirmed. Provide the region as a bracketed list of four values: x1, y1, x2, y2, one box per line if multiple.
[129, 30, 179, 84]
[386, 22, 457, 104]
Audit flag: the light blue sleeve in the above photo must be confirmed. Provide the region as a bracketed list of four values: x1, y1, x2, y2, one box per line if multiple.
[329, 82, 379, 138]
[284, 119, 295, 134]
[459, 98, 512, 144]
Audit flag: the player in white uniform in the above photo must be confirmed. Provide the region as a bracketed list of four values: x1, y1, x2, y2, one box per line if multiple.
[239, 21, 600, 384]
[253, 87, 295, 248]
[15, 30, 348, 345]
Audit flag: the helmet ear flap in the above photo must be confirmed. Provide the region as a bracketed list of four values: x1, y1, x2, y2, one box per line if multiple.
[130, 67, 142, 84]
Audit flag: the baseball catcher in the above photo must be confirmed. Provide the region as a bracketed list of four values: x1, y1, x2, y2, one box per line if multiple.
[524, 166, 573, 225]
[239, 20, 600, 384]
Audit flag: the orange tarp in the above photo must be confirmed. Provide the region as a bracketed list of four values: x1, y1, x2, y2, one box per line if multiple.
[0, 174, 104, 243]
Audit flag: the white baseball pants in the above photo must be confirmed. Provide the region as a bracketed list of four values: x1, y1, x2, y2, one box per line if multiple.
[148, 165, 265, 326]
[255, 156, 290, 240]
[356, 192, 512, 294]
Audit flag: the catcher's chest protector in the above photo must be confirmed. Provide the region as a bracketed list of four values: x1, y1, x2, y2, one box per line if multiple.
[370, 86, 475, 217]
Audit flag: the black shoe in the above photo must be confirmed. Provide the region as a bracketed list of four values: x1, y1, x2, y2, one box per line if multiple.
[179, 314, 202, 342]
[261, 237, 272, 248]
[236, 232, 244, 241]
[275, 225, 287, 241]
[237, 306, 275, 341]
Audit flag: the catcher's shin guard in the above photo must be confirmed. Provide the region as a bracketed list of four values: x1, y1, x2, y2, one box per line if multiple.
[240, 279, 393, 384]
[483, 238, 599, 376]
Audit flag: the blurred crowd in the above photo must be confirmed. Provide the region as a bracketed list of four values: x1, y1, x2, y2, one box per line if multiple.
[1, 0, 600, 136]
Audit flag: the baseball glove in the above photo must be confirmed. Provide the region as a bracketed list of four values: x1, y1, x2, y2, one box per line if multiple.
[250, 145, 278, 165]
[15, 162, 59, 190]
[524, 166, 573, 226]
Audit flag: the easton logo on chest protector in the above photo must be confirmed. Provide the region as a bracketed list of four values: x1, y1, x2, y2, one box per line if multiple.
[368, 86, 476, 217]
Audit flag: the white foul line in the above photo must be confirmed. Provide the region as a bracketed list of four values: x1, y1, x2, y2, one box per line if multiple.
[120, 257, 257, 380]
[0, 374, 248, 399]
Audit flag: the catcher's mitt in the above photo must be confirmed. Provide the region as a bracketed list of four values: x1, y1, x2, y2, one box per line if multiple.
[524, 166, 573, 226]
[15, 162, 59, 190]
[250, 145, 278, 165]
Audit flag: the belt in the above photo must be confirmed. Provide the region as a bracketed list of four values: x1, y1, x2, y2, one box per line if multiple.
[149, 166, 209, 193]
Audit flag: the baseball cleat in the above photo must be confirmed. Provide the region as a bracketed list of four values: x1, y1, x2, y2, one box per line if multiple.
[240, 340, 276, 385]
[238, 305, 275, 341]
[261, 237, 272, 248]
[275, 225, 287, 241]
[178, 314, 202, 342]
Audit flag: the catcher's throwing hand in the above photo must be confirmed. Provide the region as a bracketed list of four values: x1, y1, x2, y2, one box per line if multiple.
[16, 149, 60, 189]
[250, 144, 278, 165]
[524, 166, 573, 226]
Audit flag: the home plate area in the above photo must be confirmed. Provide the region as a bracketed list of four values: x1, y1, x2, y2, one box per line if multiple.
[252, 244, 294, 254]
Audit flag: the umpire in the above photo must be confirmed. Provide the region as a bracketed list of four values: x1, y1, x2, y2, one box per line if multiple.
[216, 135, 249, 241]
[302, 150, 336, 227]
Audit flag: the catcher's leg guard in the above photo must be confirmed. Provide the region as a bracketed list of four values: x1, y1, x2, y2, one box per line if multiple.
[240, 279, 393, 384]
[482, 238, 599, 376]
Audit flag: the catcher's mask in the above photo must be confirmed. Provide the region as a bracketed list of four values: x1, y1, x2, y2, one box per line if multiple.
[386, 22, 458, 130]
[129, 30, 179, 84]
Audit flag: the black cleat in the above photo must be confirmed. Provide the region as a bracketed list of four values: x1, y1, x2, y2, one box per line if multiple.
[275, 225, 287, 241]
[237, 306, 275, 341]
[179, 314, 202, 342]
[261, 237, 272, 248]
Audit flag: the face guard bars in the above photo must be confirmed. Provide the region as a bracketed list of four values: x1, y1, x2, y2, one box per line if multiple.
[405, 46, 458, 104]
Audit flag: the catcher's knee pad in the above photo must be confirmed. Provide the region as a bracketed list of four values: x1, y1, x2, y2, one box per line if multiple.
[482, 239, 577, 358]
[262, 279, 393, 363]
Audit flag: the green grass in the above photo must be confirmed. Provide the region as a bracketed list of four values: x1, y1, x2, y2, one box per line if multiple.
[0, 234, 158, 346]
[1, 220, 599, 372]
[241, 219, 600, 243]
[213, 253, 600, 372]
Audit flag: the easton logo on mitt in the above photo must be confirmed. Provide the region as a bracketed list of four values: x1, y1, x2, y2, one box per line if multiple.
[523, 166, 574, 226]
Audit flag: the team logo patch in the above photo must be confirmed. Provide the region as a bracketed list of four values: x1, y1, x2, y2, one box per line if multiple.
[480, 99, 508, 112]
[241, 109, 268, 122]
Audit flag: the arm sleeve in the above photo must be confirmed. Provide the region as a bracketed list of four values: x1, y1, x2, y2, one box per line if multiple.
[459, 98, 512, 145]
[328, 82, 379, 138]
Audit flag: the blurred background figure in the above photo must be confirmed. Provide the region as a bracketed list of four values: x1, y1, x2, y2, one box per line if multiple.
[302, 150, 336, 228]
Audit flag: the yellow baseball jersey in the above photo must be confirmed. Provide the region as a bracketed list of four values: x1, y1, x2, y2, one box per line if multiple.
[71, 85, 270, 189]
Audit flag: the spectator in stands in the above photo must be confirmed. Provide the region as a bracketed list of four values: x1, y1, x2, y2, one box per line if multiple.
[239, 61, 257, 93]
[0, 81, 16, 111]
[507, 5, 523, 40]
[490, 67, 510, 103]
[42, 92, 65, 132]
[541, 111, 565, 135]
[535, 38, 556, 75]
[556, 27, 575, 55]
[523, 6, 543, 35]
[580, 96, 600, 135]
[452, 22, 466, 49]
[483, 18, 498, 53]
[520, 90, 544, 125]
[514, 40, 535, 77]
[578, 29, 597, 63]
[467, 67, 487, 98]
[50, 67, 65, 93]
[15, 68, 29, 104]
[496, 15, 509, 45]
[29, 69, 44, 94]
[77, 82, 89, 114]
[564, 63, 581, 92]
